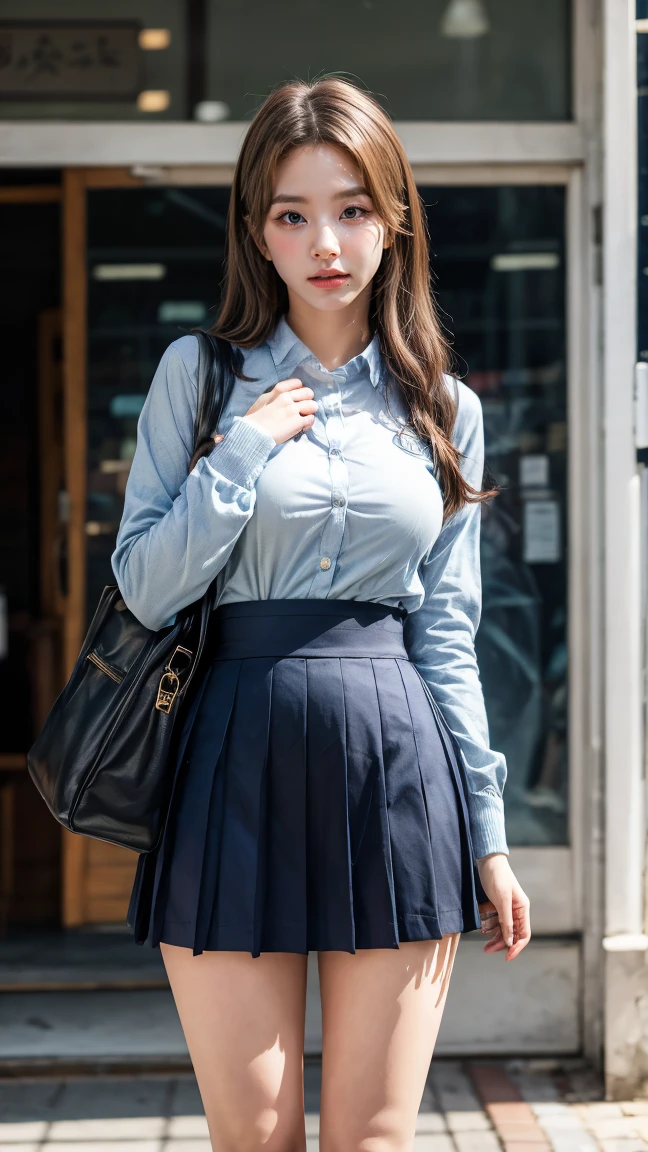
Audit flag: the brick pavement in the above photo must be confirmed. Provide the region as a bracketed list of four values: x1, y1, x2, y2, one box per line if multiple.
[0, 1059, 646, 1150]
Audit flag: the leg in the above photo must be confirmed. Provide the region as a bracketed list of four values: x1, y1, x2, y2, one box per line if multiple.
[317, 933, 460, 1152]
[161, 943, 309, 1152]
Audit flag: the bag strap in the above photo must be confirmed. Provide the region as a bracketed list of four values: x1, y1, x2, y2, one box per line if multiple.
[178, 331, 239, 627]
[188, 331, 239, 472]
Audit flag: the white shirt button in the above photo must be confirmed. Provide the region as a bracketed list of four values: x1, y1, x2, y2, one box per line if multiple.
[320, 557, 331, 570]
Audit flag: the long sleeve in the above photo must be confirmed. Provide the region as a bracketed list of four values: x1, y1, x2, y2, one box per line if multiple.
[111, 337, 276, 631]
[403, 378, 508, 861]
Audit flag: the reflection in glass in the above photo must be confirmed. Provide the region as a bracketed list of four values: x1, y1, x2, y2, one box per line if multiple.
[0, 0, 187, 121]
[86, 182, 568, 847]
[421, 185, 568, 846]
[206, 0, 570, 122]
[85, 186, 230, 619]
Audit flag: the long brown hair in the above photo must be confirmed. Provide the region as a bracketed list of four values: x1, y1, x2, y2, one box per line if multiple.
[209, 76, 497, 519]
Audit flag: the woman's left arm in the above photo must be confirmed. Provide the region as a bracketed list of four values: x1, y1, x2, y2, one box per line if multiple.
[403, 378, 531, 958]
[403, 379, 507, 860]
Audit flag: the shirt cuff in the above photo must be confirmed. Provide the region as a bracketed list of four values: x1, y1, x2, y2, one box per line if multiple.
[206, 415, 276, 489]
[467, 790, 509, 861]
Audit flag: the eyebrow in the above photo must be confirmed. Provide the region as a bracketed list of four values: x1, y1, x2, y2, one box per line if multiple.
[269, 184, 370, 206]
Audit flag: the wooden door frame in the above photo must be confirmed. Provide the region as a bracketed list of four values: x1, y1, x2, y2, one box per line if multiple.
[61, 168, 143, 926]
[62, 168, 143, 676]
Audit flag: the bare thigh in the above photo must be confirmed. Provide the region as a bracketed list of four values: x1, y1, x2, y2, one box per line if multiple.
[317, 933, 460, 1152]
[161, 943, 309, 1152]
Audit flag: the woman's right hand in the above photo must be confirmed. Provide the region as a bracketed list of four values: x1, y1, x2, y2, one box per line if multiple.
[240, 378, 318, 445]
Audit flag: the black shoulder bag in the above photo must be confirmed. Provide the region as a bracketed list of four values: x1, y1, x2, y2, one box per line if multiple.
[27, 332, 238, 854]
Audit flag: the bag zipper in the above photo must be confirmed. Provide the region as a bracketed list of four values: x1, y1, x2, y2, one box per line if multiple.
[86, 650, 124, 684]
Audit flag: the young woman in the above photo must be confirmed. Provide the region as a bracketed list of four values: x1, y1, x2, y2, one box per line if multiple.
[112, 76, 531, 1152]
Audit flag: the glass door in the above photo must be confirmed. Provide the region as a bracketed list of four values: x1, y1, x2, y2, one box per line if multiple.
[418, 170, 581, 1054]
[61, 168, 234, 928]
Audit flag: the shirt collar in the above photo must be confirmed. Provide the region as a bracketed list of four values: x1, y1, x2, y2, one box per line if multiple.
[265, 313, 386, 391]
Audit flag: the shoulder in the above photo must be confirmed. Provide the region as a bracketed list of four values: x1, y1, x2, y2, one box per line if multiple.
[161, 334, 266, 387]
[442, 375, 484, 487]
[442, 373, 482, 422]
[161, 334, 201, 389]
[442, 374, 483, 448]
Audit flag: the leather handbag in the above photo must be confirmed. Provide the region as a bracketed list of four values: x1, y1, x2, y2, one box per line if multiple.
[27, 331, 239, 853]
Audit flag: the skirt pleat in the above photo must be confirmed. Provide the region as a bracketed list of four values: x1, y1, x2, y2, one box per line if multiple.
[210, 658, 274, 955]
[341, 657, 399, 949]
[128, 598, 488, 956]
[305, 657, 355, 951]
[265, 657, 308, 952]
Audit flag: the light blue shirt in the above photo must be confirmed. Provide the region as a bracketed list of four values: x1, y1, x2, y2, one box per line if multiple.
[111, 315, 509, 860]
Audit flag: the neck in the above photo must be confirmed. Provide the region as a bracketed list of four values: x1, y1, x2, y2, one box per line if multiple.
[285, 289, 373, 371]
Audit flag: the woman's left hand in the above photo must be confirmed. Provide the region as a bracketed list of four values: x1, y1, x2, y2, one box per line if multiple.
[476, 853, 531, 961]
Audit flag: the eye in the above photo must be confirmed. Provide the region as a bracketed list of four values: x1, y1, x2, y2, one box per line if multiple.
[341, 205, 369, 221]
[277, 210, 305, 226]
[274, 205, 371, 226]
[274, 210, 304, 225]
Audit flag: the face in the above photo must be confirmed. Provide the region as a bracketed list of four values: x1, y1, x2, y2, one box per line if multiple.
[257, 143, 392, 313]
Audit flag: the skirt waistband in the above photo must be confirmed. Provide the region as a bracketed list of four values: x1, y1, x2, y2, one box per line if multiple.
[208, 598, 409, 660]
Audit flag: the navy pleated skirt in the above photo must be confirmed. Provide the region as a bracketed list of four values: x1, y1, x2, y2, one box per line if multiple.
[128, 598, 488, 957]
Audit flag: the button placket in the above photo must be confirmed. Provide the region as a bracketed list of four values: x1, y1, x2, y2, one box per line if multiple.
[309, 378, 348, 594]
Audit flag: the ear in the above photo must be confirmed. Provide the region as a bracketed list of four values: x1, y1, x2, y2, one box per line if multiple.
[382, 229, 393, 250]
[255, 236, 273, 261]
[247, 219, 272, 261]
[245, 226, 268, 261]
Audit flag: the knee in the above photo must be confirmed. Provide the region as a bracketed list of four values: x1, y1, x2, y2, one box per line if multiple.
[322, 1139, 410, 1152]
[321, 1139, 410, 1152]
[320, 1112, 413, 1152]
[209, 1111, 306, 1152]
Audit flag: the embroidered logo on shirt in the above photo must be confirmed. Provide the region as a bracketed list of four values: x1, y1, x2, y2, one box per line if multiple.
[392, 428, 434, 462]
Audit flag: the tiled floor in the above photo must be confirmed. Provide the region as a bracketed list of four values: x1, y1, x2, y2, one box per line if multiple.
[0, 1059, 645, 1151]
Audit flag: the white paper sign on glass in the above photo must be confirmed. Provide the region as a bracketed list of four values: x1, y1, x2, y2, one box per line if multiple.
[523, 498, 561, 563]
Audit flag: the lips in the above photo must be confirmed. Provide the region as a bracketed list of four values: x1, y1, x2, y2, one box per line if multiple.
[309, 270, 347, 278]
[308, 270, 350, 287]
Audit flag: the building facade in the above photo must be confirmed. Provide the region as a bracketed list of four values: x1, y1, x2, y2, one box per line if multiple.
[0, 0, 643, 1092]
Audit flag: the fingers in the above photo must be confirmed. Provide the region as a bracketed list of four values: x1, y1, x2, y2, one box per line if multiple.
[295, 399, 318, 416]
[478, 902, 498, 933]
[273, 384, 317, 415]
[273, 377, 315, 397]
[499, 893, 514, 950]
[506, 893, 532, 962]
[478, 888, 531, 961]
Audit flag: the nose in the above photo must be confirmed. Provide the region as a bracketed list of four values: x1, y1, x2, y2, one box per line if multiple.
[311, 224, 341, 261]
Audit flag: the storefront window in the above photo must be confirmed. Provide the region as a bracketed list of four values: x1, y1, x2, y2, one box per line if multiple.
[86, 180, 567, 850]
[0, 1, 570, 123]
[421, 183, 568, 847]
[206, 0, 571, 122]
[85, 185, 230, 616]
[0, 1, 187, 120]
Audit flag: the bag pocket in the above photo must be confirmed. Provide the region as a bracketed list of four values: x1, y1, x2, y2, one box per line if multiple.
[86, 650, 125, 684]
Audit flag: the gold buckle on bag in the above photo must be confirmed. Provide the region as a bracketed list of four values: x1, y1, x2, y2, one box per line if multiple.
[155, 645, 193, 714]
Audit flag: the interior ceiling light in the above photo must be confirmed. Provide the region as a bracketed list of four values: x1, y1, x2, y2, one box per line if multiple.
[194, 101, 231, 123]
[440, 0, 490, 39]
[92, 264, 167, 281]
[137, 90, 171, 113]
[491, 253, 560, 272]
[158, 301, 207, 324]
[138, 29, 172, 50]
